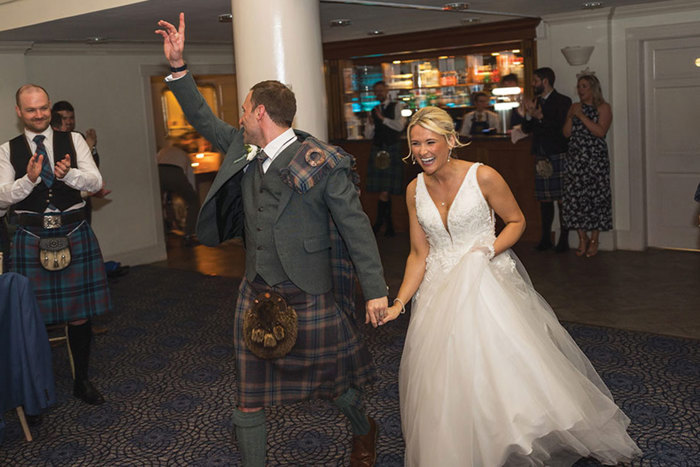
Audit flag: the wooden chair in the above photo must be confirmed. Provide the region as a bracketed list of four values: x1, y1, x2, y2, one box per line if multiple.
[46, 323, 75, 379]
[15, 406, 32, 442]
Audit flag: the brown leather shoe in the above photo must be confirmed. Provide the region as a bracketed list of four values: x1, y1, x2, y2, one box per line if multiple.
[350, 417, 377, 467]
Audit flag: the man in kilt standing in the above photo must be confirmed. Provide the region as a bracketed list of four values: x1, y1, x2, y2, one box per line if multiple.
[522, 67, 572, 252]
[364, 81, 406, 237]
[157, 14, 388, 467]
[0, 84, 111, 405]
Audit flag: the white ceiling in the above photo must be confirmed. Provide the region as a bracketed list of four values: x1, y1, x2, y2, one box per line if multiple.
[0, 0, 671, 45]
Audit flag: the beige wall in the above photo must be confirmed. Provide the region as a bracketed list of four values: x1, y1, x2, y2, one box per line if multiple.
[0, 42, 234, 265]
[0, 0, 146, 32]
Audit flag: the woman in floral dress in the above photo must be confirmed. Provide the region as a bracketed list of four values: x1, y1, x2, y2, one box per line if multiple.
[562, 74, 613, 257]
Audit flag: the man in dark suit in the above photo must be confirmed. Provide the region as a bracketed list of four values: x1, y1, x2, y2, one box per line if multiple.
[157, 14, 388, 467]
[522, 67, 572, 251]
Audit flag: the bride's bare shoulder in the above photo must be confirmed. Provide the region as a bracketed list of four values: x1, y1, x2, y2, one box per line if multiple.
[474, 163, 508, 190]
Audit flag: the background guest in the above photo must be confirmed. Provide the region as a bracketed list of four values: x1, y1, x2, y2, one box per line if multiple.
[562, 74, 613, 257]
[501, 73, 525, 129]
[522, 67, 572, 252]
[156, 136, 200, 246]
[0, 210, 8, 272]
[1, 84, 111, 405]
[364, 81, 407, 237]
[459, 91, 502, 136]
[51, 101, 110, 224]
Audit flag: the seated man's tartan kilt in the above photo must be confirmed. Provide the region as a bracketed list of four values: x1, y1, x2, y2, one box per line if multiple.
[233, 276, 375, 408]
[11, 219, 112, 325]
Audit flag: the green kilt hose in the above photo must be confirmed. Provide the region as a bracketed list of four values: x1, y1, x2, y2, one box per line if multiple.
[11, 216, 112, 325]
[234, 276, 375, 408]
[365, 142, 403, 195]
[534, 151, 566, 201]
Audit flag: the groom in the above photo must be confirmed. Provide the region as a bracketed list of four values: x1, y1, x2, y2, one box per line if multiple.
[156, 13, 388, 467]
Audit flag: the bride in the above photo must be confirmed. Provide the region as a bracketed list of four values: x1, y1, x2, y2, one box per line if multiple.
[379, 107, 641, 466]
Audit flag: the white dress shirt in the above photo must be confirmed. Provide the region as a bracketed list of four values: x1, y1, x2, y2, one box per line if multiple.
[459, 110, 503, 135]
[0, 127, 103, 213]
[260, 128, 297, 174]
[363, 99, 407, 139]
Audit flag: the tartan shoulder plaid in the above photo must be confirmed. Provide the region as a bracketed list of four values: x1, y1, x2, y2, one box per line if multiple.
[280, 136, 359, 194]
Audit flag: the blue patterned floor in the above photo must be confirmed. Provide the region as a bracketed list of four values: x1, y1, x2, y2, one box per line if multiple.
[1, 266, 698, 466]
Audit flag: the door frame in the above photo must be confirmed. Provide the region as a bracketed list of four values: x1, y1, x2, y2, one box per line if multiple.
[625, 20, 700, 250]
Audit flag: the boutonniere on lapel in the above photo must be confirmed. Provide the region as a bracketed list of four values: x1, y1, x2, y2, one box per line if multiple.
[233, 144, 259, 164]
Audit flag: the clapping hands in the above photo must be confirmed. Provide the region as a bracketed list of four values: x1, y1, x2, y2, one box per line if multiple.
[567, 103, 583, 120]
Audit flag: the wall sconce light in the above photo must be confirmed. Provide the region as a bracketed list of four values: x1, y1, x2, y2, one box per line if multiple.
[561, 46, 595, 66]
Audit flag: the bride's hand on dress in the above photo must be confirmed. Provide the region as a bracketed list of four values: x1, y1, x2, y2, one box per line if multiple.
[468, 244, 495, 260]
[378, 304, 402, 326]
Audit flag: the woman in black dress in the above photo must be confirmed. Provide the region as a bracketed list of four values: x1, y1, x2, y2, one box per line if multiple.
[562, 74, 613, 257]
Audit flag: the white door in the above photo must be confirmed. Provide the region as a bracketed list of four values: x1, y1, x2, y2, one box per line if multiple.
[644, 37, 700, 250]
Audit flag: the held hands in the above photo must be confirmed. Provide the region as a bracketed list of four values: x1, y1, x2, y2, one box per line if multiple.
[365, 296, 388, 328]
[378, 302, 403, 326]
[372, 107, 384, 122]
[155, 12, 186, 68]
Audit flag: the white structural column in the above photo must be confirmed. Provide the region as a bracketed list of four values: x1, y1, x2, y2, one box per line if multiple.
[232, 0, 327, 140]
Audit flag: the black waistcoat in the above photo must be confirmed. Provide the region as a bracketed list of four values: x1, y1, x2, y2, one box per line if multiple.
[9, 131, 81, 212]
[372, 102, 400, 147]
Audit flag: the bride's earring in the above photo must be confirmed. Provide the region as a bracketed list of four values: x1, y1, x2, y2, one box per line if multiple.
[411, 153, 416, 165]
[447, 148, 452, 162]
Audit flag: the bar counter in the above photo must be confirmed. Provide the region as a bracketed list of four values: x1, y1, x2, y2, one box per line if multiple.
[334, 135, 541, 242]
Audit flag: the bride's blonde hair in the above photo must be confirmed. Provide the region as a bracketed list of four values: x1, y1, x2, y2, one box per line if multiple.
[404, 106, 468, 163]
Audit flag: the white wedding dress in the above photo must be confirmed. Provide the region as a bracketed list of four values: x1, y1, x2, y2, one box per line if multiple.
[399, 163, 641, 466]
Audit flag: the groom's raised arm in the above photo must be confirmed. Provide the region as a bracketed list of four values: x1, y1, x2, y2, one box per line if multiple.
[155, 13, 240, 154]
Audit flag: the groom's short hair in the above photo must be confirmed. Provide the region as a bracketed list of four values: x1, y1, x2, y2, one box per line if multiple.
[251, 80, 296, 128]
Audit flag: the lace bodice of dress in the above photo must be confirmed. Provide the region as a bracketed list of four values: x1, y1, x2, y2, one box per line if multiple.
[415, 163, 495, 287]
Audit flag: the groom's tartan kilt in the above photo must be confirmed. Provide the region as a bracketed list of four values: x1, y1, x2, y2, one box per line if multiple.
[233, 137, 376, 407]
[11, 218, 112, 325]
[233, 275, 375, 408]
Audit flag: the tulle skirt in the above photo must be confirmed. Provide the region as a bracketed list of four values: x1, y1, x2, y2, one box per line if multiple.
[399, 250, 641, 466]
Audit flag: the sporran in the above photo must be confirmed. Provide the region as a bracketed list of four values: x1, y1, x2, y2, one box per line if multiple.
[375, 150, 391, 170]
[243, 291, 298, 359]
[39, 236, 71, 272]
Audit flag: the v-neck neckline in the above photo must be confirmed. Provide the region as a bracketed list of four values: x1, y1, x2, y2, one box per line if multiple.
[422, 163, 477, 236]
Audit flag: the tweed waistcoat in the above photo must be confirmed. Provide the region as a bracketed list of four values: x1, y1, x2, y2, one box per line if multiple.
[242, 145, 297, 286]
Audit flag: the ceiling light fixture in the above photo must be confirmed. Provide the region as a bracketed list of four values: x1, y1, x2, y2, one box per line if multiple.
[218, 13, 232, 23]
[461, 17, 481, 24]
[86, 36, 106, 43]
[330, 19, 352, 27]
[443, 2, 469, 11]
[367, 30, 384, 36]
[581, 2, 603, 9]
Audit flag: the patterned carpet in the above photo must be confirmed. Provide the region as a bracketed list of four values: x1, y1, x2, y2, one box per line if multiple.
[1, 266, 698, 466]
